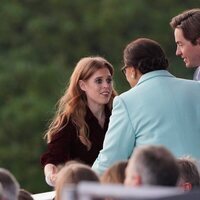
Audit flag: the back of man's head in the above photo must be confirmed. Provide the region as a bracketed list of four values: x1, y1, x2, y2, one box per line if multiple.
[0, 168, 20, 200]
[125, 145, 179, 187]
[177, 156, 200, 191]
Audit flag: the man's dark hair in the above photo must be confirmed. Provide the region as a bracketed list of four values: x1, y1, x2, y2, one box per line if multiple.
[170, 8, 200, 45]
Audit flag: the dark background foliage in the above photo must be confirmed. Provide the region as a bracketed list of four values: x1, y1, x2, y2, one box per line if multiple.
[0, 0, 199, 193]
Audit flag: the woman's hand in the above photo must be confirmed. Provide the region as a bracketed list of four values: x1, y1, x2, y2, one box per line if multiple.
[44, 164, 58, 187]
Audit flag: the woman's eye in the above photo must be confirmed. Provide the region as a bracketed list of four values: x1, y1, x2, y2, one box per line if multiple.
[95, 78, 103, 84]
[106, 78, 112, 84]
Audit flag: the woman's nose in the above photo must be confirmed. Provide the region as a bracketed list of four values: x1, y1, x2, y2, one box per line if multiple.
[103, 81, 110, 88]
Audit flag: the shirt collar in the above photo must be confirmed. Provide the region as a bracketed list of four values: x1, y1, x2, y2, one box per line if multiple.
[136, 70, 175, 86]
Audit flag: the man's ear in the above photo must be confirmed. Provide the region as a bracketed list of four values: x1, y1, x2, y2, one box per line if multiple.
[182, 182, 192, 191]
[79, 80, 86, 91]
[133, 174, 142, 187]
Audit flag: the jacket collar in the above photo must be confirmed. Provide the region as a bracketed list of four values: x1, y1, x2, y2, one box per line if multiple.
[136, 70, 175, 86]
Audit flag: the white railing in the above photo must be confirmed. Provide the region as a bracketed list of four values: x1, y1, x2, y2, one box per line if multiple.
[32, 191, 55, 200]
[31, 182, 200, 200]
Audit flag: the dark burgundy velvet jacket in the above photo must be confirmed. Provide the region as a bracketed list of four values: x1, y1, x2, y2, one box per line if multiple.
[40, 107, 111, 167]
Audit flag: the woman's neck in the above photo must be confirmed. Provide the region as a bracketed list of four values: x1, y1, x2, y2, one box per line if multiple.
[88, 103, 105, 128]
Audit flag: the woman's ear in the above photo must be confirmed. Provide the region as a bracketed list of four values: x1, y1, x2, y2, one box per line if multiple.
[79, 80, 86, 91]
[133, 67, 143, 79]
[130, 67, 136, 79]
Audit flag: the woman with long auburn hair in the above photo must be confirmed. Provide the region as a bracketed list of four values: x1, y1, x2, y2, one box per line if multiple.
[40, 56, 117, 186]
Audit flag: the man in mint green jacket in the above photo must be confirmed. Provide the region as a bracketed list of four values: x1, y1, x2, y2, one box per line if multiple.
[92, 38, 200, 175]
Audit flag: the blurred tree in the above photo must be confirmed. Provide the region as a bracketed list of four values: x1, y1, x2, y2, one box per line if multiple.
[0, 0, 199, 193]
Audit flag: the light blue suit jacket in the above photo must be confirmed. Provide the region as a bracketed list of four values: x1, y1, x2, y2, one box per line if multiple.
[92, 70, 200, 175]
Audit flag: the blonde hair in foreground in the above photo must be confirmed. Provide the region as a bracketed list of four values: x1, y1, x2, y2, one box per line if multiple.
[55, 161, 99, 200]
[101, 161, 128, 184]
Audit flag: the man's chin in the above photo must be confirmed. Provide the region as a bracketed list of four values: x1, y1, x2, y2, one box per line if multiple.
[185, 62, 195, 68]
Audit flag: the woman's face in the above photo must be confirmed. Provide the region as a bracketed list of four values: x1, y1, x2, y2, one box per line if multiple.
[79, 67, 113, 109]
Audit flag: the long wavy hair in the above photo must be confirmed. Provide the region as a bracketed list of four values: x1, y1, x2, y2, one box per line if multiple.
[44, 56, 117, 150]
